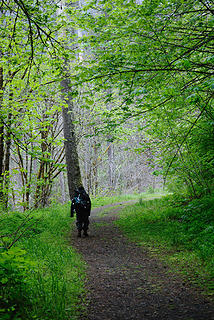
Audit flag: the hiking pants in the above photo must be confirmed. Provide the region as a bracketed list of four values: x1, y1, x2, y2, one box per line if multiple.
[76, 212, 90, 232]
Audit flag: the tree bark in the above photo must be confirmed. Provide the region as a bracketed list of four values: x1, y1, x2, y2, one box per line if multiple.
[4, 111, 12, 208]
[61, 77, 82, 200]
[92, 142, 98, 196]
[107, 139, 115, 191]
[0, 67, 4, 203]
[59, 0, 82, 200]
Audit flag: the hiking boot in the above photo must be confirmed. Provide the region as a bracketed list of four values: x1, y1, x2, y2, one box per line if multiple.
[77, 230, 81, 238]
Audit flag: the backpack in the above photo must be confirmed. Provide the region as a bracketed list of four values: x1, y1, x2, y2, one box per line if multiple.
[75, 192, 90, 211]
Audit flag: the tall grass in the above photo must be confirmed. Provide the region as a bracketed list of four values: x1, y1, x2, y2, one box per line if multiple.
[91, 191, 166, 207]
[0, 204, 86, 320]
[116, 195, 214, 295]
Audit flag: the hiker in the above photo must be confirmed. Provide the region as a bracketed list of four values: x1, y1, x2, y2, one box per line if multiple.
[71, 186, 91, 238]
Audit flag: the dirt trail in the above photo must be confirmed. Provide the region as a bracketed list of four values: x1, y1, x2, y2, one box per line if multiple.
[71, 203, 214, 320]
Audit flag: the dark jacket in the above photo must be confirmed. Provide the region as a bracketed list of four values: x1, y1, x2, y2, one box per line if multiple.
[71, 189, 91, 217]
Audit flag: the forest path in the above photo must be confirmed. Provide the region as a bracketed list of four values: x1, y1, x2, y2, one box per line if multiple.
[71, 202, 214, 320]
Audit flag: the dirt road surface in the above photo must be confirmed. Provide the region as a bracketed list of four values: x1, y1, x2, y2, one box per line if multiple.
[71, 203, 214, 320]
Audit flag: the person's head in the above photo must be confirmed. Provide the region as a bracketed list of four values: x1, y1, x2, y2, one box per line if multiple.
[77, 186, 85, 193]
[74, 189, 79, 197]
[74, 186, 85, 196]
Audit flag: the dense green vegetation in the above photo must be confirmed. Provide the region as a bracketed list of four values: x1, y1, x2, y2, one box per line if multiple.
[0, 204, 86, 320]
[0, 0, 213, 318]
[1, 192, 214, 319]
[116, 195, 214, 295]
[71, 0, 214, 198]
[0, 192, 164, 319]
[0, 0, 213, 208]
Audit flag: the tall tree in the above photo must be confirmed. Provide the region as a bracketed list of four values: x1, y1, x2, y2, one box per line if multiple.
[59, 0, 83, 200]
[0, 67, 4, 203]
[0, 0, 82, 207]
[61, 77, 82, 199]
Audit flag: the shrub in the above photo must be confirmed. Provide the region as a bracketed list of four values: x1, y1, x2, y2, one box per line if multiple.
[0, 247, 35, 319]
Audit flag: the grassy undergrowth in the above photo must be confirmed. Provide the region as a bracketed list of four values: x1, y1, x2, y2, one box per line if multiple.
[116, 195, 214, 297]
[91, 191, 166, 207]
[0, 204, 86, 320]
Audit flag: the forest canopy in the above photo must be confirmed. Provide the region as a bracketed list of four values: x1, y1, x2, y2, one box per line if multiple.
[70, 0, 214, 197]
[0, 0, 213, 209]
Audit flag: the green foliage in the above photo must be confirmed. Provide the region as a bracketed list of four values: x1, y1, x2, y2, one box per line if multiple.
[0, 205, 86, 319]
[0, 0, 74, 209]
[116, 195, 214, 294]
[1, 0, 213, 205]
[0, 247, 35, 319]
[91, 191, 165, 207]
[70, 0, 214, 198]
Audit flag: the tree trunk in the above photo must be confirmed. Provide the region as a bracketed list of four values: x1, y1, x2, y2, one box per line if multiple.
[59, 0, 82, 200]
[61, 77, 82, 200]
[0, 67, 4, 203]
[34, 127, 48, 207]
[59, 171, 66, 203]
[92, 142, 98, 196]
[4, 112, 12, 208]
[107, 140, 115, 191]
